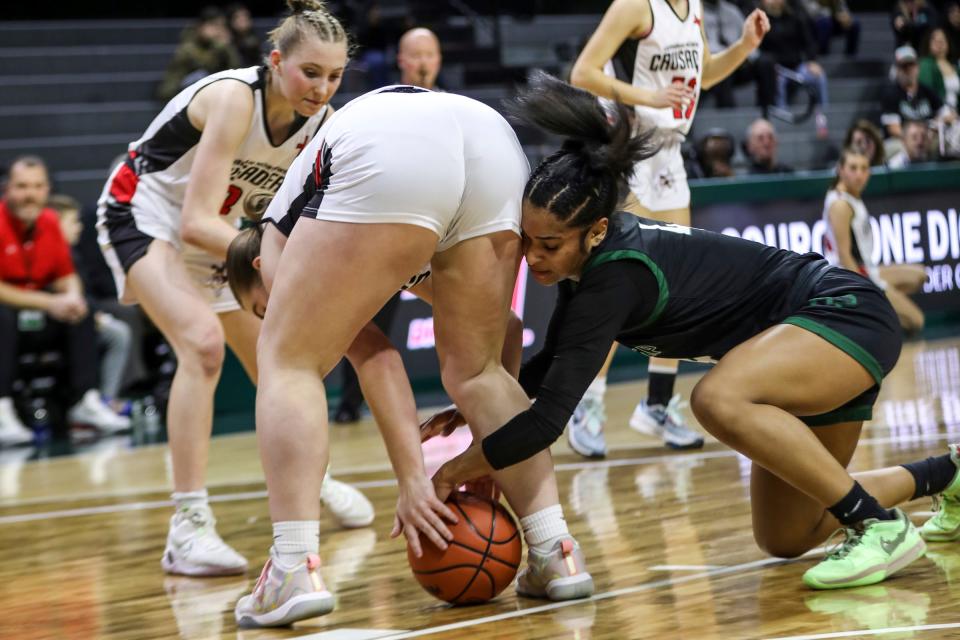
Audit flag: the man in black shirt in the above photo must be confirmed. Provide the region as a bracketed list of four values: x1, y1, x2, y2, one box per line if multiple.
[880, 45, 953, 139]
[744, 118, 794, 174]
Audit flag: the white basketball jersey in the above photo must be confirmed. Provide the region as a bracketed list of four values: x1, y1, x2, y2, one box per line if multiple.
[605, 0, 704, 135]
[822, 189, 883, 287]
[99, 66, 328, 250]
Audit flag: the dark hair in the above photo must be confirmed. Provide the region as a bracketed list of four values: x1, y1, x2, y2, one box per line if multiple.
[920, 27, 951, 59]
[268, 0, 353, 56]
[507, 71, 659, 228]
[47, 193, 81, 215]
[226, 225, 264, 307]
[843, 119, 885, 166]
[829, 146, 869, 189]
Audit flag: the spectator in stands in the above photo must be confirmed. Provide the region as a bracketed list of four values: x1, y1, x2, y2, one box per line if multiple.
[227, 4, 263, 67]
[880, 45, 954, 140]
[919, 27, 959, 109]
[691, 128, 737, 178]
[888, 119, 934, 167]
[802, 0, 860, 57]
[702, 0, 752, 108]
[355, 2, 394, 90]
[891, 0, 939, 50]
[157, 7, 240, 101]
[744, 118, 794, 174]
[0, 157, 130, 443]
[843, 119, 886, 166]
[945, 2, 960, 65]
[49, 195, 133, 414]
[397, 27, 442, 90]
[758, 0, 830, 137]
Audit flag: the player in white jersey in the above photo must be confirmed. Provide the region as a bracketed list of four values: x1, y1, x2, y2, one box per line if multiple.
[564, 0, 770, 459]
[95, 0, 374, 578]
[823, 147, 926, 332]
[229, 86, 594, 627]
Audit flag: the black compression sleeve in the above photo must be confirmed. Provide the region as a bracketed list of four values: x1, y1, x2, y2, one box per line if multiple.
[483, 260, 659, 469]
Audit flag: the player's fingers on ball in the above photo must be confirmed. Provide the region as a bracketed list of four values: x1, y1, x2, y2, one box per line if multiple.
[405, 528, 423, 558]
[424, 509, 453, 541]
[390, 514, 402, 537]
[419, 518, 449, 550]
[433, 499, 459, 524]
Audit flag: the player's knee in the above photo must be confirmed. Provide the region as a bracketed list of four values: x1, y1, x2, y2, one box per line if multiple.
[180, 323, 226, 377]
[439, 356, 490, 407]
[690, 378, 740, 433]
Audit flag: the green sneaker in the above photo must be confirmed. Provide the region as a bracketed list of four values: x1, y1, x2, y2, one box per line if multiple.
[802, 508, 926, 590]
[920, 444, 960, 542]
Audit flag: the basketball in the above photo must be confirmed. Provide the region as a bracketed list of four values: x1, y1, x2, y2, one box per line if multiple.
[407, 492, 522, 605]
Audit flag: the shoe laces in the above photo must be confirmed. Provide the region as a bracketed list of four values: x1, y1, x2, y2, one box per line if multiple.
[663, 394, 689, 427]
[822, 525, 864, 561]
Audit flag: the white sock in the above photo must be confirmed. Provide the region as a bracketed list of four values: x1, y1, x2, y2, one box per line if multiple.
[171, 489, 209, 513]
[273, 521, 320, 568]
[520, 505, 570, 554]
[584, 377, 607, 401]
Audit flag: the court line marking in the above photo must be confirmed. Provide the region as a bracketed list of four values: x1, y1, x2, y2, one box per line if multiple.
[649, 564, 723, 571]
[0, 431, 952, 523]
[765, 622, 960, 639]
[293, 629, 409, 640]
[374, 550, 829, 639]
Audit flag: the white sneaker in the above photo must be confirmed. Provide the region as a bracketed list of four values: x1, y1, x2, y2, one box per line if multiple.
[0, 397, 34, 447]
[320, 477, 374, 528]
[68, 389, 131, 433]
[629, 394, 704, 450]
[161, 503, 248, 576]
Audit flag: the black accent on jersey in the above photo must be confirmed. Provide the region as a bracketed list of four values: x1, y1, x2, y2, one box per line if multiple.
[275, 142, 333, 235]
[611, 39, 640, 84]
[849, 223, 866, 269]
[664, 0, 692, 23]
[132, 107, 202, 176]
[379, 86, 429, 94]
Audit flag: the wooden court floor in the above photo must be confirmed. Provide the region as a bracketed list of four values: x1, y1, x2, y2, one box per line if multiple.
[3, 338, 960, 640]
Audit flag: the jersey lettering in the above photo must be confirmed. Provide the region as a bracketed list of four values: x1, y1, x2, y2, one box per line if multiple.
[637, 221, 692, 236]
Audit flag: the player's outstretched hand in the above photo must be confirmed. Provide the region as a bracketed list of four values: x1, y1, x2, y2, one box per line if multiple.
[742, 9, 770, 50]
[392, 473, 459, 558]
[420, 404, 466, 442]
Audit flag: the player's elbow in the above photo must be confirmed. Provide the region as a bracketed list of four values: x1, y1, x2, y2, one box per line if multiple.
[569, 62, 594, 91]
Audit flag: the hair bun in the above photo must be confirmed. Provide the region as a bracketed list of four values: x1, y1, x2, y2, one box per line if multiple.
[287, 0, 326, 14]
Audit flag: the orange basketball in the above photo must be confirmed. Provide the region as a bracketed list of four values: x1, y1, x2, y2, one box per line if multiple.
[408, 492, 522, 605]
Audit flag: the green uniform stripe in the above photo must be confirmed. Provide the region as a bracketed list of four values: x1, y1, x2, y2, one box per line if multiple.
[802, 405, 874, 427]
[583, 249, 669, 328]
[782, 315, 884, 385]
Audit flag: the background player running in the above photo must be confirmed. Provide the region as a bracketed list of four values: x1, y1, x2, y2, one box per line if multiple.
[428, 73, 960, 591]
[565, 0, 770, 457]
[96, 0, 373, 578]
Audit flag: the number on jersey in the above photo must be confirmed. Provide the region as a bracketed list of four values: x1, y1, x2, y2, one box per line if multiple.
[671, 77, 697, 120]
[220, 185, 242, 215]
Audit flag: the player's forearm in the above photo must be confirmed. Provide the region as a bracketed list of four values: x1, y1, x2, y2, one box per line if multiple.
[347, 324, 428, 482]
[570, 63, 660, 107]
[702, 39, 752, 89]
[180, 212, 238, 260]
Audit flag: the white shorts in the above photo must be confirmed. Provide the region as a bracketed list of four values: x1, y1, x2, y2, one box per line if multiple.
[264, 88, 529, 252]
[96, 164, 240, 313]
[627, 134, 690, 213]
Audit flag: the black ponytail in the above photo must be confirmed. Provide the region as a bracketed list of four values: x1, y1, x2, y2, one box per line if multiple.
[507, 70, 660, 227]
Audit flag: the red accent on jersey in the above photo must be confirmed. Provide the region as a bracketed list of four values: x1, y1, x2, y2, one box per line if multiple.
[694, 15, 702, 27]
[109, 163, 140, 205]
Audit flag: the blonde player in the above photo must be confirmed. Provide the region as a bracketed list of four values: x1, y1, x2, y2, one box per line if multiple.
[96, 0, 373, 577]
[566, 0, 770, 457]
